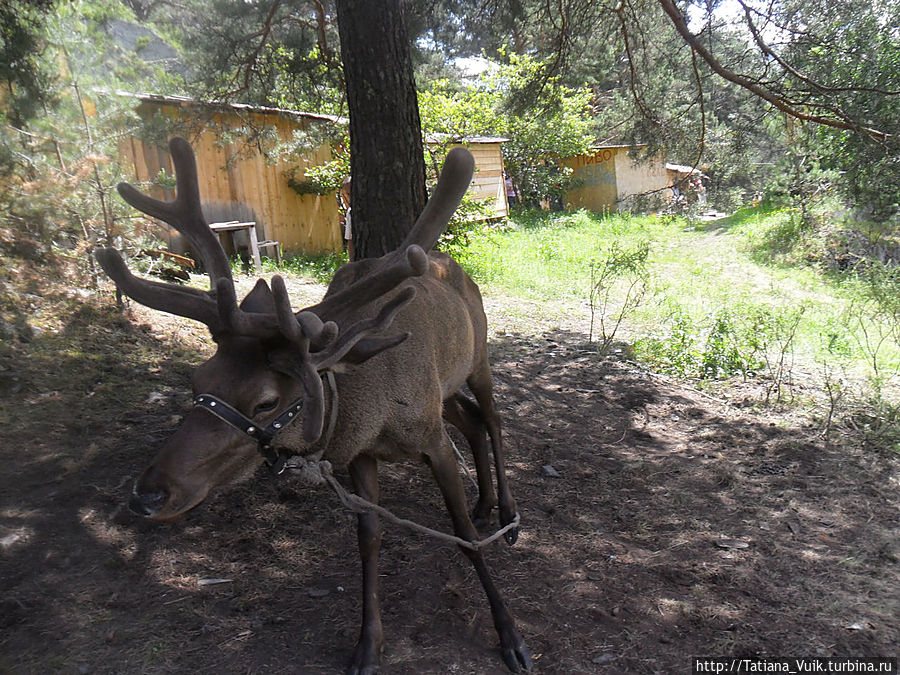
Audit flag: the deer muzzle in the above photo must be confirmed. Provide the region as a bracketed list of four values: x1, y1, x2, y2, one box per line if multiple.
[128, 461, 210, 521]
[127, 410, 265, 520]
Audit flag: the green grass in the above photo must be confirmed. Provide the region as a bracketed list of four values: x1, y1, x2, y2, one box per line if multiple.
[269, 205, 900, 397]
[455, 207, 900, 388]
[454, 208, 662, 301]
[261, 251, 347, 283]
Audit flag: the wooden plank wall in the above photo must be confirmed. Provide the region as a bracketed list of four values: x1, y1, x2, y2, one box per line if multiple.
[121, 102, 510, 257]
[122, 102, 342, 255]
[563, 146, 668, 213]
[562, 147, 619, 213]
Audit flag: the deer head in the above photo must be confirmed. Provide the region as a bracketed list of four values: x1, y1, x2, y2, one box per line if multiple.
[98, 137, 472, 520]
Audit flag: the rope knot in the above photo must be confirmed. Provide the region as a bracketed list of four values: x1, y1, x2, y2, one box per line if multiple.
[284, 454, 331, 485]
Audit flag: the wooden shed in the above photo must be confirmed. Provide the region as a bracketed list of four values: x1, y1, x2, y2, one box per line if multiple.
[122, 93, 345, 255]
[122, 94, 510, 257]
[427, 134, 510, 220]
[563, 145, 669, 213]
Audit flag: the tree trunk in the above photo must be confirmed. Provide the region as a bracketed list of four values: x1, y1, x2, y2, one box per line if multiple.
[335, 0, 427, 260]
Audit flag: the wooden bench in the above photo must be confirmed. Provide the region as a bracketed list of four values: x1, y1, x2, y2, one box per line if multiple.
[208, 221, 280, 271]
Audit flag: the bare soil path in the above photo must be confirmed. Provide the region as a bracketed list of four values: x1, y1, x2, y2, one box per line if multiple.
[1, 273, 897, 674]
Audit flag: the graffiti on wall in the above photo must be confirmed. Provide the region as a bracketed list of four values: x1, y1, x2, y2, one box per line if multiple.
[567, 148, 617, 189]
[569, 148, 616, 168]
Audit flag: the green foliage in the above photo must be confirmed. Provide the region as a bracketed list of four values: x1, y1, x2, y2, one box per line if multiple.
[149, 0, 344, 114]
[273, 251, 347, 283]
[700, 311, 750, 379]
[285, 126, 350, 197]
[778, 0, 900, 223]
[419, 51, 594, 206]
[634, 306, 701, 377]
[0, 0, 180, 281]
[840, 264, 900, 378]
[436, 193, 498, 258]
[0, 0, 55, 125]
[634, 303, 803, 384]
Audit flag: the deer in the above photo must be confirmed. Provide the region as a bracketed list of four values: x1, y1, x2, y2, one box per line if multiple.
[94, 137, 532, 674]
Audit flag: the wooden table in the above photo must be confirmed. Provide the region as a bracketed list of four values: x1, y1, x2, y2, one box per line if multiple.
[209, 221, 262, 272]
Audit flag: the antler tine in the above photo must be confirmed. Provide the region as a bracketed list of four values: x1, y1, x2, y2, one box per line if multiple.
[95, 247, 224, 329]
[314, 244, 428, 316]
[271, 276, 312, 349]
[400, 146, 475, 253]
[271, 275, 329, 443]
[312, 287, 416, 372]
[270, 276, 339, 348]
[310, 148, 473, 318]
[117, 137, 233, 288]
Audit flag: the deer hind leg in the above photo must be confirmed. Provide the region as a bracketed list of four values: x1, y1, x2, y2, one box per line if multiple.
[425, 430, 532, 673]
[467, 358, 519, 545]
[347, 454, 384, 675]
[443, 392, 495, 528]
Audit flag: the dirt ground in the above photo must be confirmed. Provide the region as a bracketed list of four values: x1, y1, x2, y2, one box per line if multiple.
[1, 271, 898, 674]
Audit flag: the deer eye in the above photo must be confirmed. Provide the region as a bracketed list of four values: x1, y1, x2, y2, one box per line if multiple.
[254, 398, 279, 416]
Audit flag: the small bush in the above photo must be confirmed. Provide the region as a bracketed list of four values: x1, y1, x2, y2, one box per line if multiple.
[635, 302, 800, 394]
[588, 240, 651, 352]
[701, 310, 751, 379]
[634, 305, 700, 376]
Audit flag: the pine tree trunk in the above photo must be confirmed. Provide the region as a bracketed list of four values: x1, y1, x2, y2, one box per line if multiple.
[335, 0, 427, 259]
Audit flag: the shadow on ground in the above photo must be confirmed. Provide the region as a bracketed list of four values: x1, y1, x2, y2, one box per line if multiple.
[1, 303, 897, 673]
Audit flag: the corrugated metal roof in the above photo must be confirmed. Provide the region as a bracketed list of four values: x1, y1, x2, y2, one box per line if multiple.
[425, 132, 509, 144]
[665, 163, 703, 174]
[591, 144, 645, 149]
[118, 92, 508, 145]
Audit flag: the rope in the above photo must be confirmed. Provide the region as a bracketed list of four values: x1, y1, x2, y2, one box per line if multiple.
[284, 456, 520, 552]
[445, 433, 479, 490]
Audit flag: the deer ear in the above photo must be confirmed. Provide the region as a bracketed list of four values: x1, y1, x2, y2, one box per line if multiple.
[239, 279, 275, 313]
[341, 333, 410, 365]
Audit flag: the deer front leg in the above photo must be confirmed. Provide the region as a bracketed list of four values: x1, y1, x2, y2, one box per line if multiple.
[425, 431, 532, 673]
[347, 454, 383, 675]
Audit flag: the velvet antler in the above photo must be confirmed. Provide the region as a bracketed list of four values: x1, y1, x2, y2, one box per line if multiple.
[95, 137, 237, 334]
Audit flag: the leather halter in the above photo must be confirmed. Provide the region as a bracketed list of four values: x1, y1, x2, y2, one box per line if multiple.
[193, 393, 303, 474]
[192, 372, 338, 475]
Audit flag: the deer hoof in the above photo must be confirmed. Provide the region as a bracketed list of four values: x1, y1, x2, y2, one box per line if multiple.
[347, 635, 381, 675]
[499, 630, 533, 672]
[500, 508, 520, 546]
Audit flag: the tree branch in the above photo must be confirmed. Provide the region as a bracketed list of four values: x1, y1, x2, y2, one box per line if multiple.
[657, 0, 890, 140]
[226, 0, 283, 98]
[735, 0, 900, 98]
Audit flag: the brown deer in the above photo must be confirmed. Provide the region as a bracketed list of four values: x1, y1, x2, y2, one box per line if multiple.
[95, 137, 531, 673]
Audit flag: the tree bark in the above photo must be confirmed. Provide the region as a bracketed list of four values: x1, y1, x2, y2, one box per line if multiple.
[335, 0, 427, 259]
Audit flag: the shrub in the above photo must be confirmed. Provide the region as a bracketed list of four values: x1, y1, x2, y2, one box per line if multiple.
[588, 240, 651, 353]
